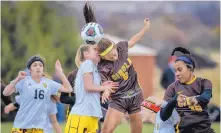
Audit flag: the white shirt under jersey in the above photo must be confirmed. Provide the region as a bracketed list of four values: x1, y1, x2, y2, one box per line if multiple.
[13, 76, 61, 129]
[70, 60, 102, 118]
[154, 101, 180, 133]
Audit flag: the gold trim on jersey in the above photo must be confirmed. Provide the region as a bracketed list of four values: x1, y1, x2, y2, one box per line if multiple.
[185, 76, 197, 84]
[175, 121, 181, 133]
[100, 43, 114, 56]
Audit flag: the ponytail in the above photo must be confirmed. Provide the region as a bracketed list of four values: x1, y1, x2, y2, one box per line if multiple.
[83, 2, 97, 23]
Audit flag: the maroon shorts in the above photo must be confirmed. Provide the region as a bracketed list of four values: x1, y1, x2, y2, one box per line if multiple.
[108, 92, 143, 114]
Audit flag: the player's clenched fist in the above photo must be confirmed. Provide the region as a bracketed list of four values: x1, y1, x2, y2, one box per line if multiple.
[17, 71, 26, 80]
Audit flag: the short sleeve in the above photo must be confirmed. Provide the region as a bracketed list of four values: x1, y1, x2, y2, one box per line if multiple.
[15, 95, 21, 104]
[202, 79, 212, 91]
[49, 80, 61, 95]
[117, 41, 128, 52]
[80, 60, 94, 74]
[14, 79, 25, 93]
[163, 83, 176, 101]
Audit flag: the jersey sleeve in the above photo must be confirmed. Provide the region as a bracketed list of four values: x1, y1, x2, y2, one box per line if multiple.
[49, 80, 61, 95]
[202, 79, 212, 91]
[196, 79, 213, 104]
[117, 41, 128, 52]
[14, 79, 25, 93]
[81, 60, 94, 74]
[163, 83, 176, 101]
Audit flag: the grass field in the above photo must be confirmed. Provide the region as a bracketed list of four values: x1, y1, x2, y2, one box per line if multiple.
[1, 122, 220, 133]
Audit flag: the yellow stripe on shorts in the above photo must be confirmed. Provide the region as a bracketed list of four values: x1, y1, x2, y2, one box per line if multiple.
[11, 128, 43, 133]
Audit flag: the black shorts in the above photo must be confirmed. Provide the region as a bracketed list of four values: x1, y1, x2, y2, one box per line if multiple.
[109, 92, 143, 114]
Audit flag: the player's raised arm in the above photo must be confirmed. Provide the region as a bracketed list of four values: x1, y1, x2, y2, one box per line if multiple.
[3, 71, 26, 96]
[128, 18, 150, 49]
[54, 60, 72, 93]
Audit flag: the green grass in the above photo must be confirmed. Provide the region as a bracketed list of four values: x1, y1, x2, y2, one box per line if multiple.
[1, 122, 220, 133]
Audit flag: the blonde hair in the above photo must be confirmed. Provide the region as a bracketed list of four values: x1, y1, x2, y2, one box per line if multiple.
[75, 44, 91, 68]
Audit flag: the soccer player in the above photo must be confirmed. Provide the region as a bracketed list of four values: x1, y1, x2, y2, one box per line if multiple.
[141, 96, 180, 133]
[64, 44, 118, 133]
[3, 55, 72, 133]
[82, 3, 150, 133]
[4, 95, 62, 133]
[164, 47, 215, 133]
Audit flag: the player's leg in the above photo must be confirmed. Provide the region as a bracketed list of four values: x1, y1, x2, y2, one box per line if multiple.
[101, 107, 124, 133]
[128, 93, 143, 133]
[101, 98, 127, 133]
[128, 112, 142, 133]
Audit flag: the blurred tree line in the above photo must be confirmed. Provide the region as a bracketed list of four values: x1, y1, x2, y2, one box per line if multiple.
[1, 1, 80, 83]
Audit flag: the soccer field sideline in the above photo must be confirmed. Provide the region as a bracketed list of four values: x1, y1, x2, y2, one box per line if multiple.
[1, 122, 220, 133]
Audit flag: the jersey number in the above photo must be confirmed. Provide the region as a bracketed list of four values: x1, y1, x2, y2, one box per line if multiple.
[34, 90, 45, 99]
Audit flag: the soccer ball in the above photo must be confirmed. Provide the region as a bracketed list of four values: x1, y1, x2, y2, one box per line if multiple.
[81, 22, 104, 45]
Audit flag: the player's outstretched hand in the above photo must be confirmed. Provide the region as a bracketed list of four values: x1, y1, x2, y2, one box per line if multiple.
[144, 18, 150, 30]
[17, 71, 26, 81]
[55, 60, 63, 75]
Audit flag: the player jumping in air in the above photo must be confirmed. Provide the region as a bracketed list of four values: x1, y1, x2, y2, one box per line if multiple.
[83, 3, 149, 133]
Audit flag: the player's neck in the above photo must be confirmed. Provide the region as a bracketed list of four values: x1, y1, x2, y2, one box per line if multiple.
[185, 74, 196, 84]
[31, 75, 42, 83]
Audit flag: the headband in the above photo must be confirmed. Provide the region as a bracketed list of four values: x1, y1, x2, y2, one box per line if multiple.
[176, 56, 193, 65]
[27, 56, 44, 69]
[100, 43, 114, 56]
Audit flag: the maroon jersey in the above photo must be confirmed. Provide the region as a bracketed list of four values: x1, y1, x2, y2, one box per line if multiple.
[98, 41, 142, 99]
[164, 77, 214, 133]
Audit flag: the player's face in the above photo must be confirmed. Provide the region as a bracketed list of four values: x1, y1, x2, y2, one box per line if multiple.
[102, 47, 118, 61]
[174, 61, 191, 83]
[30, 61, 44, 77]
[86, 45, 100, 63]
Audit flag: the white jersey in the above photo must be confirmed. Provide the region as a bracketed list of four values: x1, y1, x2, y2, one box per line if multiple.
[13, 76, 60, 129]
[154, 102, 180, 133]
[70, 60, 102, 118]
[15, 95, 57, 133]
